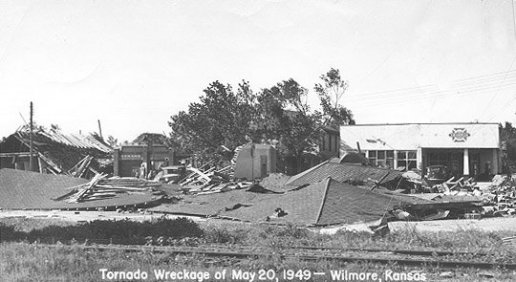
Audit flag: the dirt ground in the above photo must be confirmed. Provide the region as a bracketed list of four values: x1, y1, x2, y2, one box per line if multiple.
[389, 216, 516, 233]
[0, 210, 205, 223]
[3, 208, 516, 235]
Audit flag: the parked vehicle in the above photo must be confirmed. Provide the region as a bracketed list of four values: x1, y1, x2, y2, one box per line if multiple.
[156, 165, 187, 183]
[425, 165, 450, 185]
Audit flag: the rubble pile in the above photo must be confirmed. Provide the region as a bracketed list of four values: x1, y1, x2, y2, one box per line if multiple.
[402, 170, 480, 194]
[482, 174, 516, 217]
[55, 174, 164, 203]
[432, 177, 479, 194]
[0, 126, 112, 177]
[400, 172, 516, 219]
[66, 155, 102, 178]
[178, 165, 252, 195]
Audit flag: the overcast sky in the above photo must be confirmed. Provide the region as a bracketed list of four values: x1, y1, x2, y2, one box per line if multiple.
[1, 0, 515, 142]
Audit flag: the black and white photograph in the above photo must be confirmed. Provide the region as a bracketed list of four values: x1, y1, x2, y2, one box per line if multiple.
[1, 0, 516, 281]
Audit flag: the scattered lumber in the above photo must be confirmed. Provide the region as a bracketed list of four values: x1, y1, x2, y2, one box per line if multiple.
[67, 155, 94, 178]
[54, 174, 164, 203]
[66, 173, 106, 203]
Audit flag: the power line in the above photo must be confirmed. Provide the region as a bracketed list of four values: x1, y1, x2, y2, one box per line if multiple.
[350, 81, 516, 105]
[511, 0, 516, 39]
[479, 55, 516, 118]
[350, 71, 516, 101]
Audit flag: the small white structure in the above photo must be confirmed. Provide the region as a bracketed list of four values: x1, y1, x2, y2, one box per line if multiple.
[340, 123, 501, 176]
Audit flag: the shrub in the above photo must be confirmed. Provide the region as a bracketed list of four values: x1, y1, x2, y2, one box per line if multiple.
[0, 223, 21, 242]
[1, 217, 203, 245]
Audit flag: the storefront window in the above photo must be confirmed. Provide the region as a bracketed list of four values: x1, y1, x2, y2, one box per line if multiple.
[397, 150, 417, 171]
[367, 150, 394, 168]
[368, 150, 376, 166]
[386, 150, 394, 168]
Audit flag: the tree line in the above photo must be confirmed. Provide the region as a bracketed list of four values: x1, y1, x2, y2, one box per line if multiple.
[168, 69, 355, 173]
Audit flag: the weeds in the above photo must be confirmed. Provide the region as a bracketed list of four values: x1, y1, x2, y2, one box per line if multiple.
[0, 217, 203, 245]
[203, 225, 248, 244]
[2, 218, 516, 281]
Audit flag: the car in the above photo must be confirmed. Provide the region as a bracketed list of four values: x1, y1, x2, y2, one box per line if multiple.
[425, 165, 450, 185]
[156, 165, 187, 183]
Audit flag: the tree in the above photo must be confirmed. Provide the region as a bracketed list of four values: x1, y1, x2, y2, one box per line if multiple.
[500, 122, 516, 172]
[256, 79, 321, 173]
[133, 133, 168, 145]
[168, 81, 258, 162]
[168, 69, 355, 173]
[314, 68, 355, 128]
[106, 135, 119, 148]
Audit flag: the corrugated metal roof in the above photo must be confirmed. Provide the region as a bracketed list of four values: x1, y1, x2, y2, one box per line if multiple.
[285, 162, 402, 187]
[18, 129, 112, 153]
[4, 128, 112, 172]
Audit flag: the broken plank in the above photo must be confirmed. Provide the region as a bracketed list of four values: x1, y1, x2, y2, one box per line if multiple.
[188, 167, 212, 182]
[94, 184, 151, 191]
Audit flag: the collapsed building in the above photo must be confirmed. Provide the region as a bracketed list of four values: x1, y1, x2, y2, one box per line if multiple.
[151, 178, 419, 225]
[0, 126, 112, 177]
[0, 168, 164, 210]
[0, 121, 513, 231]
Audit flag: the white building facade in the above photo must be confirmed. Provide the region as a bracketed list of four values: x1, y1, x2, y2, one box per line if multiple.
[340, 123, 501, 177]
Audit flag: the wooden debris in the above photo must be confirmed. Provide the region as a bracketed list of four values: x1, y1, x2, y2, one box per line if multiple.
[67, 155, 94, 178]
[66, 173, 106, 203]
[54, 174, 164, 203]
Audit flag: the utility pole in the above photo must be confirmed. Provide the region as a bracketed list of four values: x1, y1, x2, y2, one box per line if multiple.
[97, 119, 103, 139]
[147, 136, 153, 178]
[29, 102, 34, 172]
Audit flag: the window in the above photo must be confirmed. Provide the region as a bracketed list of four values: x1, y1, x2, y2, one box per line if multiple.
[367, 150, 394, 168]
[396, 150, 417, 171]
[386, 150, 394, 168]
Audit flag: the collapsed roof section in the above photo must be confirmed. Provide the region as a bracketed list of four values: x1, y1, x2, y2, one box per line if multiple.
[0, 168, 162, 210]
[152, 177, 425, 226]
[0, 127, 112, 175]
[285, 161, 403, 188]
[149, 188, 280, 217]
[224, 178, 420, 226]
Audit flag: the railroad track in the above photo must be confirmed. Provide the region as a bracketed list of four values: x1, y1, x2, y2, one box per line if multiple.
[22, 243, 516, 270]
